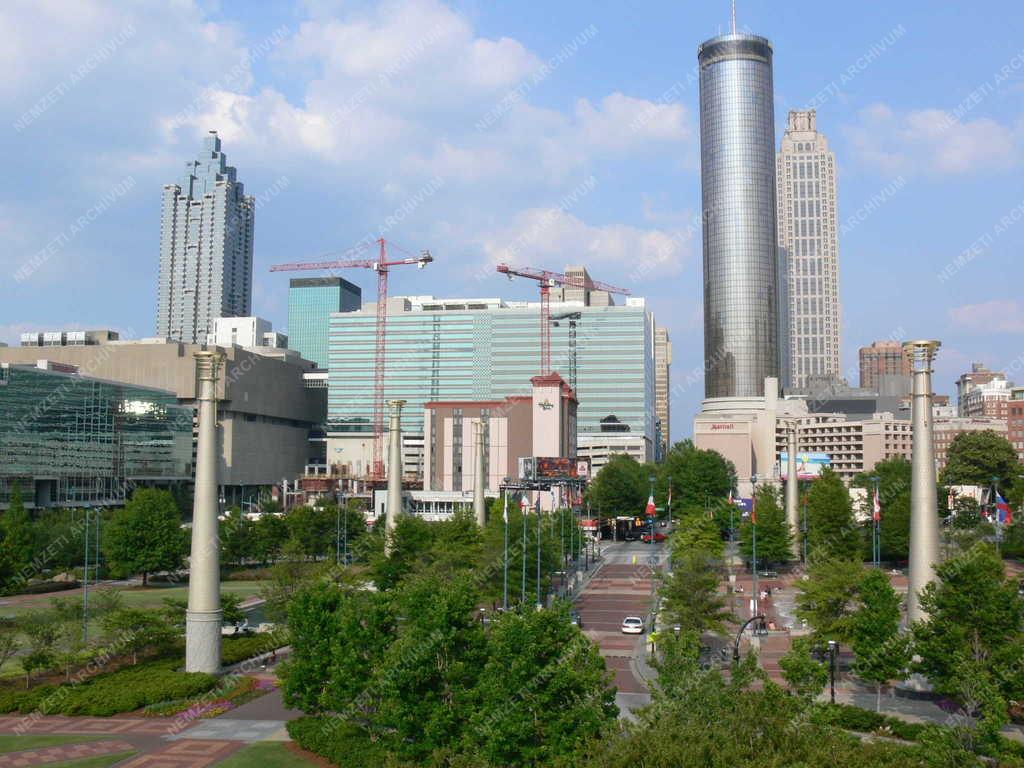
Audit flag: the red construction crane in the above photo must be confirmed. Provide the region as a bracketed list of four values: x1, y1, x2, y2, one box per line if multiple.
[271, 238, 432, 478]
[495, 264, 630, 377]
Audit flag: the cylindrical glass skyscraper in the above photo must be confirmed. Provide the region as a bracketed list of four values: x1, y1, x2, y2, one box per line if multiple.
[698, 33, 780, 399]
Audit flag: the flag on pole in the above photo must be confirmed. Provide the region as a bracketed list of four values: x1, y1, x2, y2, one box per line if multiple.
[667, 485, 672, 510]
[751, 494, 757, 525]
[645, 494, 656, 517]
[872, 488, 881, 522]
[997, 492, 1013, 525]
[520, 495, 529, 515]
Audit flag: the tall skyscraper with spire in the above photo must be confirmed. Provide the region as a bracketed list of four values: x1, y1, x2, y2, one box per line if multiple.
[776, 110, 841, 388]
[156, 131, 254, 344]
[698, 30, 780, 398]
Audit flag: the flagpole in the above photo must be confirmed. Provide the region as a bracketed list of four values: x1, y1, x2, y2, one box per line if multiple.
[536, 495, 542, 608]
[751, 476, 758, 620]
[502, 487, 509, 611]
[521, 495, 527, 606]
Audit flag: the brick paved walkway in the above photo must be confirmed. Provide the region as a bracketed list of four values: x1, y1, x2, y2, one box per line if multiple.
[117, 739, 241, 767]
[0, 739, 134, 767]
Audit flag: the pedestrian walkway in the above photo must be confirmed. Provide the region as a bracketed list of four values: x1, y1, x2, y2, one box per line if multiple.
[118, 739, 241, 767]
[0, 739, 134, 767]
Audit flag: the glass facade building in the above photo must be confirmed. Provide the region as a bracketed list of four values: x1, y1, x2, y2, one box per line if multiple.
[288, 277, 361, 369]
[327, 297, 655, 445]
[698, 33, 780, 399]
[0, 364, 192, 508]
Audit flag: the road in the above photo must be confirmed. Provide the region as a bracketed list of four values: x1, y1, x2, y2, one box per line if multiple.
[574, 540, 669, 718]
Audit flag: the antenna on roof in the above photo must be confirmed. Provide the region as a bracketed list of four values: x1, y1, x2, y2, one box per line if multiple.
[731, 0, 737, 34]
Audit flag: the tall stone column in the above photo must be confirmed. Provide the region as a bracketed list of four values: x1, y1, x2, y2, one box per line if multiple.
[473, 420, 486, 527]
[785, 423, 800, 558]
[905, 340, 941, 625]
[186, 351, 223, 673]
[384, 400, 406, 556]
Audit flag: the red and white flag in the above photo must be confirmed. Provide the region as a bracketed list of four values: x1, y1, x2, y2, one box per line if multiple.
[872, 488, 881, 522]
[645, 494, 656, 517]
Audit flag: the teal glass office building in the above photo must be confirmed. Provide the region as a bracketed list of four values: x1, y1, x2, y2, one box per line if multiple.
[288, 277, 361, 369]
[0, 364, 193, 508]
[327, 297, 655, 443]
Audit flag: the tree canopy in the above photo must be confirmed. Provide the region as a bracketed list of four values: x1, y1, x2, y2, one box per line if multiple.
[102, 488, 185, 585]
[588, 453, 650, 517]
[738, 484, 793, 567]
[804, 468, 861, 561]
[940, 430, 1020, 488]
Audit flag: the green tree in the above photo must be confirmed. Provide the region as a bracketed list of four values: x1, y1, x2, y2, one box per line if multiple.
[950, 496, 982, 529]
[940, 430, 1020, 488]
[252, 512, 289, 564]
[19, 610, 60, 688]
[738, 485, 793, 567]
[779, 637, 829, 701]
[656, 439, 737, 517]
[368, 574, 487, 760]
[466, 606, 617, 765]
[2, 481, 34, 578]
[0, 622, 18, 673]
[101, 608, 176, 664]
[220, 508, 254, 568]
[670, 509, 724, 559]
[913, 543, 1023, 697]
[659, 548, 733, 635]
[588, 454, 648, 517]
[284, 504, 334, 560]
[103, 488, 185, 585]
[850, 570, 910, 711]
[794, 556, 865, 642]
[283, 581, 394, 714]
[854, 457, 912, 561]
[805, 468, 861, 561]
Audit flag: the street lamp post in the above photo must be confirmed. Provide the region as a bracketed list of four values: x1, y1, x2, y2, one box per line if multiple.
[870, 475, 880, 568]
[750, 474, 759, 620]
[828, 640, 838, 704]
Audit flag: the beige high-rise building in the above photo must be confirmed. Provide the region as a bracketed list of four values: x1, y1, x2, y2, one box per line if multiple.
[776, 110, 841, 389]
[654, 326, 671, 458]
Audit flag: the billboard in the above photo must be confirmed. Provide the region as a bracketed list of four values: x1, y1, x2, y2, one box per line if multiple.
[779, 452, 831, 480]
[519, 456, 580, 481]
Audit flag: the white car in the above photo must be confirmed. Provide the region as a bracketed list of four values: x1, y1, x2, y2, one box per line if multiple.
[621, 616, 644, 634]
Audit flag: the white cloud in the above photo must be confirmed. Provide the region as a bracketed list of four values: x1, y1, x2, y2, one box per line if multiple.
[949, 300, 1024, 333]
[845, 102, 1023, 175]
[478, 207, 695, 284]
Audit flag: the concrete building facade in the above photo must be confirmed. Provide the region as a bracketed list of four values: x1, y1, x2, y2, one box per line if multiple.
[859, 341, 912, 390]
[654, 326, 672, 458]
[206, 317, 286, 350]
[1, 333, 321, 496]
[956, 363, 1005, 416]
[1008, 387, 1024, 462]
[156, 132, 254, 344]
[698, 32, 780, 398]
[776, 110, 841, 389]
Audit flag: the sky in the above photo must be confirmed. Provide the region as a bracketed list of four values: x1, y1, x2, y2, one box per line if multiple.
[2, 0, 1024, 443]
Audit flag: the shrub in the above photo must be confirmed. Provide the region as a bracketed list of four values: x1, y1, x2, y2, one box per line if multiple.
[287, 716, 392, 768]
[812, 703, 925, 742]
[221, 632, 289, 666]
[0, 659, 217, 716]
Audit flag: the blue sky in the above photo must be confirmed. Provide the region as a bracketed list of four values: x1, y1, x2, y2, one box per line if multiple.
[2, 0, 1023, 442]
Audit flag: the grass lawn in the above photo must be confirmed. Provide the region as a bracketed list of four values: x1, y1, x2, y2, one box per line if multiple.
[216, 742, 320, 767]
[45, 751, 136, 768]
[0, 580, 267, 680]
[0, 581, 266, 619]
[0, 733, 111, 753]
